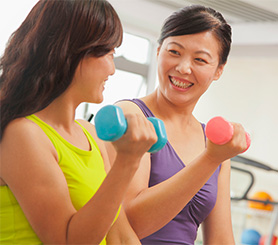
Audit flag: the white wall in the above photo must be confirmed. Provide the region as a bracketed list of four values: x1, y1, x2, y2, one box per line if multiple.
[0, 0, 38, 56]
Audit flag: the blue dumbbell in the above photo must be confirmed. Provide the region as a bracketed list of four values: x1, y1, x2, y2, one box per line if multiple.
[94, 105, 167, 153]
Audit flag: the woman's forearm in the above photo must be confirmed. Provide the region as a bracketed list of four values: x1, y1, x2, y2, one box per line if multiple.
[125, 151, 222, 239]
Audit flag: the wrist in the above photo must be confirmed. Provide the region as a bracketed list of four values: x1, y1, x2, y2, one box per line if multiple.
[113, 153, 143, 172]
[202, 150, 224, 166]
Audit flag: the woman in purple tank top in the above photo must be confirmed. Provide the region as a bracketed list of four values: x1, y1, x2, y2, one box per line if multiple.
[106, 5, 249, 245]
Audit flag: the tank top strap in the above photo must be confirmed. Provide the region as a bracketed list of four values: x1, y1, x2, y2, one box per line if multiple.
[119, 99, 207, 140]
[119, 99, 155, 118]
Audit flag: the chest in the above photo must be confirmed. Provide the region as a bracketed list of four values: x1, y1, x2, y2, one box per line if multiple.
[57, 126, 91, 151]
[58, 144, 107, 210]
[166, 124, 206, 165]
[149, 143, 220, 224]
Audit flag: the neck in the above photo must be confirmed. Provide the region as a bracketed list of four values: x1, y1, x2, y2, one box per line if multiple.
[35, 92, 79, 132]
[144, 88, 197, 124]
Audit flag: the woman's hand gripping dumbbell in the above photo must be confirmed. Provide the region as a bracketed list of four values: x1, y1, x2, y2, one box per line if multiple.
[94, 105, 168, 153]
[205, 116, 251, 154]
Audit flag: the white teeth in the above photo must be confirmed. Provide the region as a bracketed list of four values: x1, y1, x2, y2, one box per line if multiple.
[170, 77, 192, 89]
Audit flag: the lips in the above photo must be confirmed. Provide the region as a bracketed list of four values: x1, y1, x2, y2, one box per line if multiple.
[169, 76, 193, 89]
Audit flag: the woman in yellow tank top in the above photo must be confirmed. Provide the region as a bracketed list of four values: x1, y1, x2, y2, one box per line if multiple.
[0, 1, 157, 244]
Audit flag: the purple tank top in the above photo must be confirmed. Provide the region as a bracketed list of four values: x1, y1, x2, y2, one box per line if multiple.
[125, 99, 221, 245]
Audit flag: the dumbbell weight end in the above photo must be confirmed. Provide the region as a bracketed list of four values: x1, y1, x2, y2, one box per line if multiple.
[95, 105, 127, 141]
[205, 116, 251, 153]
[94, 105, 168, 153]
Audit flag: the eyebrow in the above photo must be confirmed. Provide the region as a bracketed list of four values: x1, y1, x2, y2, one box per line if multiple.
[168, 41, 184, 49]
[167, 41, 213, 59]
[195, 50, 213, 59]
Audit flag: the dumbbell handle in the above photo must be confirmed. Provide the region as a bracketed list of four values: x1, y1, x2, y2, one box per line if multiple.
[94, 105, 168, 153]
[205, 116, 251, 152]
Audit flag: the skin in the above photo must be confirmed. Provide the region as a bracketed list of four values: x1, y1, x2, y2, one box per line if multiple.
[105, 31, 245, 244]
[0, 50, 158, 244]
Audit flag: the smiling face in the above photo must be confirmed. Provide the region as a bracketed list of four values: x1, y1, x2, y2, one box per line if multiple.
[157, 31, 225, 107]
[71, 50, 116, 104]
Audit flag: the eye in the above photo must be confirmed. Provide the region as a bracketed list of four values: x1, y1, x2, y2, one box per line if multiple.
[169, 49, 180, 56]
[108, 50, 115, 59]
[195, 58, 208, 64]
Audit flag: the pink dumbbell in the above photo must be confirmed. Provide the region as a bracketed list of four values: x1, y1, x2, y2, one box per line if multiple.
[205, 116, 251, 153]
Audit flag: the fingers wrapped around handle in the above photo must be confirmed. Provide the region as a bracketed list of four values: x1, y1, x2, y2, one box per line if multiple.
[205, 116, 251, 153]
[94, 105, 167, 153]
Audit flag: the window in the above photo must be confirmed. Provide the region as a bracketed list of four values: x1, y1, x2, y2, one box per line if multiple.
[76, 70, 147, 119]
[116, 32, 150, 64]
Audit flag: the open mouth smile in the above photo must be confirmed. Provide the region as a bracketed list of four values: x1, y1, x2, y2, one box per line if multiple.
[169, 76, 193, 89]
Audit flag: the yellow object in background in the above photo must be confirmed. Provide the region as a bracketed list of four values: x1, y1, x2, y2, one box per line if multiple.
[248, 191, 274, 211]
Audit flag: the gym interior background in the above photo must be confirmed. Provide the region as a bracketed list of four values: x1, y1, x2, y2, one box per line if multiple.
[1, 0, 277, 244]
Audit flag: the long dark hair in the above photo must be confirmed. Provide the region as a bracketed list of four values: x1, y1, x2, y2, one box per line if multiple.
[0, 0, 123, 139]
[158, 5, 232, 66]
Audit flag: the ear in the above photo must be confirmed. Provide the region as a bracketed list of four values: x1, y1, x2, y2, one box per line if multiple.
[157, 46, 161, 57]
[213, 63, 225, 81]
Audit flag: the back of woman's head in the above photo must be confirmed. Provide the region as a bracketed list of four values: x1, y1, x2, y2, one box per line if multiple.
[0, 0, 122, 139]
[158, 5, 232, 66]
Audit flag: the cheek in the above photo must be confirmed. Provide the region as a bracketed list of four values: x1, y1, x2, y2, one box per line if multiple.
[195, 67, 217, 83]
[158, 57, 172, 76]
[199, 75, 214, 93]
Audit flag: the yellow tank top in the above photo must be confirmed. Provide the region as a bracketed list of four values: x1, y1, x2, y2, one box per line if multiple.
[0, 115, 109, 244]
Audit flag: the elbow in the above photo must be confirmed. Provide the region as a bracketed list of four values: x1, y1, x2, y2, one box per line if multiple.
[124, 206, 152, 240]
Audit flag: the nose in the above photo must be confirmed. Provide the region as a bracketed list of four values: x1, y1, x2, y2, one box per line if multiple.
[175, 58, 192, 75]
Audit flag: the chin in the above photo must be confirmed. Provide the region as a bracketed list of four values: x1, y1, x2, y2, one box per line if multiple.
[95, 97, 104, 104]
[88, 93, 103, 103]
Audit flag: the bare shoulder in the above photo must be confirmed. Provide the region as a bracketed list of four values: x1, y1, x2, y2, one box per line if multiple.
[2, 117, 54, 149]
[115, 100, 144, 115]
[1, 117, 58, 181]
